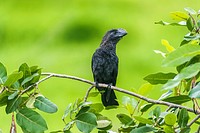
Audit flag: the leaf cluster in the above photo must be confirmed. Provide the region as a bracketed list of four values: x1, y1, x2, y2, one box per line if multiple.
[55, 98, 113, 133]
[0, 63, 58, 133]
[141, 7, 200, 133]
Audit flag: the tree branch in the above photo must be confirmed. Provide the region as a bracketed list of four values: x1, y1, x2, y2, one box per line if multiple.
[187, 114, 200, 127]
[36, 72, 198, 114]
[84, 85, 95, 102]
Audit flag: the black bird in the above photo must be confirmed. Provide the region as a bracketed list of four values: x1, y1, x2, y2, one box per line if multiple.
[91, 28, 127, 107]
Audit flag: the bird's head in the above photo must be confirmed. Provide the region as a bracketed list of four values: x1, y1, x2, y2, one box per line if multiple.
[100, 28, 127, 47]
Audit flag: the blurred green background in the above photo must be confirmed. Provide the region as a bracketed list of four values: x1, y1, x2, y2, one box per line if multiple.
[0, 0, 199, 132]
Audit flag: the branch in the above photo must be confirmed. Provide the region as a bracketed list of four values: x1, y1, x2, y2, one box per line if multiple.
[187, 114, 200, 127]
[20, 74, 54, 95]
[35, 72, 197, 114]
[84, 85, 95, 102]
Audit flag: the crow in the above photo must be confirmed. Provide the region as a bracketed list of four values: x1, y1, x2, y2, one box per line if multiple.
[91, 28, 127, 107]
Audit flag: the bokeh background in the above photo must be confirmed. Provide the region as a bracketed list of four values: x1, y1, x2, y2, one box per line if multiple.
[0, 0, 199, 132]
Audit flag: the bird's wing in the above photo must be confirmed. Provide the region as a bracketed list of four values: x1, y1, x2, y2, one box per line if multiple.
[111, 57, 118, 86]
[91, 50, 103, 82]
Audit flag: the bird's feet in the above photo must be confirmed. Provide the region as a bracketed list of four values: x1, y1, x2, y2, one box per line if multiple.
[95, 82, 99, 88]
[107, 83, 112, 89]
[95, 82, 104, 93]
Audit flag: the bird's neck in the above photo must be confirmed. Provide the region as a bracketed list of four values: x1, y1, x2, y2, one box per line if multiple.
[100, 41, 117, 52]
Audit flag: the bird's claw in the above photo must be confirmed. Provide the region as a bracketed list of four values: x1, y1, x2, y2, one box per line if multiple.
[95, 82, 99, 88]
[107, 84, 112, 89]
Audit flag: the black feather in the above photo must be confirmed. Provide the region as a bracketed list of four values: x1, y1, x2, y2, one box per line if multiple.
[91, 28, 127, 107]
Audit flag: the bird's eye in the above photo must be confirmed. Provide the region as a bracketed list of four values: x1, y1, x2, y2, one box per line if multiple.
[113, 31, 118, 35]
[110, 31, 117, 37]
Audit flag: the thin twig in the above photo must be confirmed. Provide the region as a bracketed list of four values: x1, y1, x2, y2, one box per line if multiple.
[23, 72, 198, 114]
[188, 114, 200, 127]
[108, 84, 195, 113]
[20, 74, 54, 95]
[84, 85, 95, 102]
[154, 106, 172, 127]
[42, 72, 93, 85]
[196, 126, 200, 133]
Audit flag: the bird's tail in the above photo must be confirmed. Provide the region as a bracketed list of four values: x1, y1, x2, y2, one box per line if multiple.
[101, 89, 119, 107]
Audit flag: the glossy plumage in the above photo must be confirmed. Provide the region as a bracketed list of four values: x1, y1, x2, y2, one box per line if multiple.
[91, 28, 127, 107]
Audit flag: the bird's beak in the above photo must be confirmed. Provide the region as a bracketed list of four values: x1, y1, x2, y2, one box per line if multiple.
[116, 28, 127, 37]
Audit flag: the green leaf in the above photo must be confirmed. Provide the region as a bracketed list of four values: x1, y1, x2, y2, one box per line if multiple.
[78, 101, 92, 109]
[122, 96, 138, 115]
[170, 11, 189, 20]
[76, 106, 90, 117]
[155, 21, 186, 26]
[133, 116, 153, 125]
[19, 63, 31, 78]
[62, 103, 72, 120]
[4, 71, 23, 87]
[163, 62, 200, 90]
[180, 39, 190, 46]
[189, 82, 200, 98]
[130, 126, 155, 133]
[164, 113, 177, 126]
[178, 108, 189, 128]
[30, 66, 39, 73]
[75, 112, 97, 133]
[97, 119, 112, 130]
[187, 17, 194, 31]
[16, 108, 48, 133]
[195, 120, 200, 125]
[176, 55, 200, 72]
[30, 69, 41, 84]
[158, 90, 173, 100]
[180, 127, 191, 133]
[12, 81, 20, 89]
[162, 95, 191, 104]
[117, 114, 134, 126]
[153, 106, 161, 119]
[162, 44, 200, 67]
[140, 103, 154, 112]
[164, 126, 174, 133]
[184, 7, 197, 15]
[96, 115, 112, 130]
[21, 127, 31, 133]
[88, 92, 99, 97]
[144, 72, 176, 85]
[162, 78, 180, 90]
[26, 96, 36, 109]
[64, 130, 72, 133]
[197, 20, 200, 28]
[0, 91, 11, 106]
[138, 83, 153, 96]
[184, 34, 200, 41]
[90, 103, 104, 113]
[21, 73, 39, 86]
[63, 121, 74, 132]
[18, 63, 31, 85]
[6, 96, 22, 114]
[0, 62, 7, 84]
[8, 90, 19, 100]
[34, 96, 58, 113]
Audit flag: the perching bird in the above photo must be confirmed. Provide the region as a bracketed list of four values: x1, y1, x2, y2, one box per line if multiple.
[91, 28, 127, 107]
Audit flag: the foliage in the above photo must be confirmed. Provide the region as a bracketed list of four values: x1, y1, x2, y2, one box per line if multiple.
[1, 7, 200, 133]
[0, 63, 53, 133]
